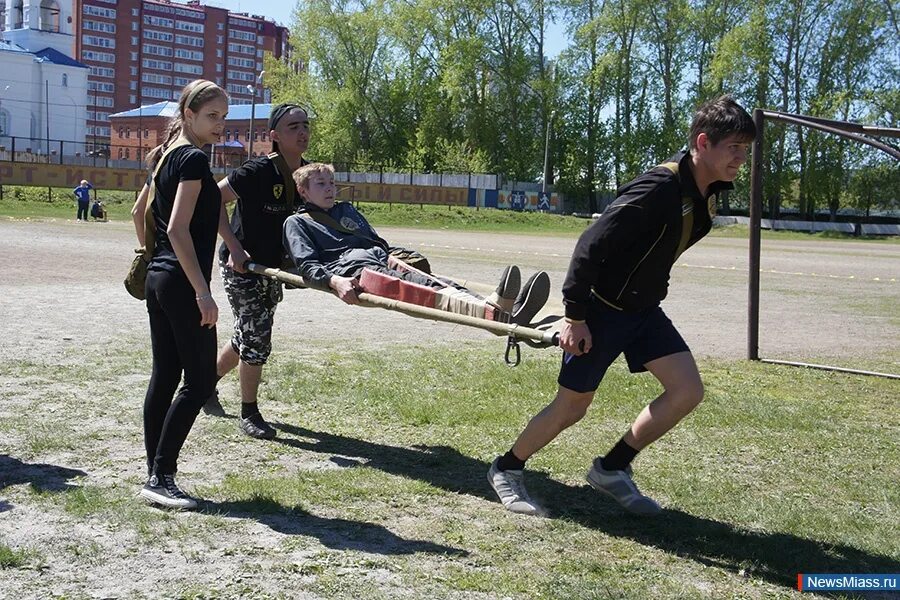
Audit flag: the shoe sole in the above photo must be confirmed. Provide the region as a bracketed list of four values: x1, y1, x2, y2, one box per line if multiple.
[512, 271, 550, 325]
[488, 266, 521, 314]
[139, 488, 198, 510]
[497, 265, 521, 301]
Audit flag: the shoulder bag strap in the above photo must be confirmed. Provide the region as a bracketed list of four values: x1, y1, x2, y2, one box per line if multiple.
[657, 161, 694, 261]
[143, 136, 194, 257]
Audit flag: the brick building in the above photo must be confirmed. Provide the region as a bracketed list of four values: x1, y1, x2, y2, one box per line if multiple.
[109, 101, 273, 169]
[75, 0, 292, 150]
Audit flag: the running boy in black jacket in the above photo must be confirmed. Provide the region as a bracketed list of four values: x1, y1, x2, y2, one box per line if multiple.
[488, 95, 756, 516]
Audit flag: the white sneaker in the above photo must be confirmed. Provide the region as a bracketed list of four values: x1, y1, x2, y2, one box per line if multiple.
[487, 458, 545, 516]
[586, 463, 661, 515]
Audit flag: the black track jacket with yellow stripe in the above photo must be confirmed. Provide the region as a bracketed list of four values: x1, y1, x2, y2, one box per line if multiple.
[562, 151, 732, 319]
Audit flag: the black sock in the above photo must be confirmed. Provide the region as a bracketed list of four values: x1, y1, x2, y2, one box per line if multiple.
[599, 438, 639, 472]
[241, 402, 259, 419]
[496, 449, 526, 471]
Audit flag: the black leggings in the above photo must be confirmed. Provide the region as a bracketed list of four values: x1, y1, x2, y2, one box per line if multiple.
[143, 268, 217, 475]
[77, 201, 89, 220]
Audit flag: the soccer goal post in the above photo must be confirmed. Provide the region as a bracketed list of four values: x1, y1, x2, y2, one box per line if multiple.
[747, 109, 900, 380]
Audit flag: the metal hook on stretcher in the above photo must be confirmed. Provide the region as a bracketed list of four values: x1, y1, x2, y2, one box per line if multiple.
[505, 331, 560, 367]
[504, 335, 522, 367]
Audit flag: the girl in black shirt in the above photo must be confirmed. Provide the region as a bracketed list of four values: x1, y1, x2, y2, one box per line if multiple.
[132, 79, 229, 509]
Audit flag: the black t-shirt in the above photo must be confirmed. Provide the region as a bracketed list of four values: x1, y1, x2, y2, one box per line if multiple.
[219, 155, 306, 268]
[149, 145, 221, 282]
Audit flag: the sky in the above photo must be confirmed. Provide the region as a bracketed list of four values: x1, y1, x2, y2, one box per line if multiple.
[205, 0, 569, 57]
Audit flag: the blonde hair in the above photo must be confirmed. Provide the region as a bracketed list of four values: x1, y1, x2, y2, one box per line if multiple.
[146, 79, 228, 168]
[292, 162, 335, 194]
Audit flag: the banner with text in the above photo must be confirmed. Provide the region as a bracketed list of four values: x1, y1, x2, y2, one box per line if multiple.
[0, 162, 226, 191]
[336, 181, 469, 206]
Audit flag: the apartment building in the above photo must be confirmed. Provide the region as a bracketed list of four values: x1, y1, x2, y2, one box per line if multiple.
[74, 0, 291, 149]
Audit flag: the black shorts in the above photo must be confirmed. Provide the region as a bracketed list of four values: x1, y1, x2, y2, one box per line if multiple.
[557, 300, 689, 393]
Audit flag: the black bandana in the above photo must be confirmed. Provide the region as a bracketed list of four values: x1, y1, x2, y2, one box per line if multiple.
[268, 103, 305, 131]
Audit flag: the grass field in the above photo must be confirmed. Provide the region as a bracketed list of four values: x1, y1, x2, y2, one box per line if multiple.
[0, 192, 897, 598]
[1, 338, 897, 599]
[1, 186, 898, 242]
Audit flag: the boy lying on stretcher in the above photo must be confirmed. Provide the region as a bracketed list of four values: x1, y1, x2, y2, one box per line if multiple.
[282, 162, 550, 325]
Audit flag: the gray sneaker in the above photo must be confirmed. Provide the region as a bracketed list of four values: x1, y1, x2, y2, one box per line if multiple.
[487, 458, 545, 516]
[586, 463, 661, 515]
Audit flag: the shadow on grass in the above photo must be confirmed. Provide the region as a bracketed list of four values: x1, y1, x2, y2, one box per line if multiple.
[272, 423, 900, 591]
[0, 455, 87, 493]
[201, 498, 467, 557]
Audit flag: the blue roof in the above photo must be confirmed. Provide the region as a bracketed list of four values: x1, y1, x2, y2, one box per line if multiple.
[111, 102, 273, 121]
[215, 140, 245, 148]
[34, 47, 89, 69]
[223, 103, 273, 120]
[110, 101, 179, 119]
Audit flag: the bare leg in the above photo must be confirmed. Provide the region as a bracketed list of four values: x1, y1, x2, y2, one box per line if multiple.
[216, 342, 239, 379]
[239, 362, 263, 405]
[622, 351, 704, 450]
[511, 386, 596, 460]
[215, 342, 263, 405]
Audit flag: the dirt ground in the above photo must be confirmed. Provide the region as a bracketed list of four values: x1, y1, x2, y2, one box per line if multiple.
[1, 218, 897, 367]
[0, 218, 897, 598]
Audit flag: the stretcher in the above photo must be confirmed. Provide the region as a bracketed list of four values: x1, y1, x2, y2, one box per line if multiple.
[246, 262, 562, 366]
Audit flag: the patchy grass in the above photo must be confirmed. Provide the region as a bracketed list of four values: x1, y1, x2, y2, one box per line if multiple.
[0, 339, 898, 598]
[0, 185, 137, 221]
[0, 540, 38, 569]
[1, 191, 896, 243]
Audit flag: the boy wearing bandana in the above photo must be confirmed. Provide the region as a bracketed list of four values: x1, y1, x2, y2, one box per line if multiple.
[212, 104, 310, 439]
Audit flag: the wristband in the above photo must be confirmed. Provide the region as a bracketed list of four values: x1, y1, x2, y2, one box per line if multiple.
[196, 294, 212, 301]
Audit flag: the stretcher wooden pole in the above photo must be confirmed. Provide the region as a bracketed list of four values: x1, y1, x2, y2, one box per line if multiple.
[247, 262, 559, 347]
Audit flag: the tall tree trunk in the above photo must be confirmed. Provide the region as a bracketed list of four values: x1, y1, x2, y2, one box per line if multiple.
[586, 0, 598, 212]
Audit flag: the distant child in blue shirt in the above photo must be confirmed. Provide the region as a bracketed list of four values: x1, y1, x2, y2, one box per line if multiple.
[73, 180, 93, 221]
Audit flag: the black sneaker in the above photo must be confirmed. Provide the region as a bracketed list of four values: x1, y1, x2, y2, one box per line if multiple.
[239, 412, 277, 440]
[140, 473, 198, 509]
[486, 265, 521, 313]
[202, 389, 226, 417]
[512, 271, 551, 326]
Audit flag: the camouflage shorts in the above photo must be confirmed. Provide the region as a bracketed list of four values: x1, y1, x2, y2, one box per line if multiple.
[221, 261, 283, 365]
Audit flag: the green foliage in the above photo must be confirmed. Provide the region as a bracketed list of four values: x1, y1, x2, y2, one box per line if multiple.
[356, 201, 590, 234]
[269, 0, 896, 218]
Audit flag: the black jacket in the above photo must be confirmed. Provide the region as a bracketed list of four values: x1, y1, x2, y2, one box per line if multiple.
[562, 151, 732, 319]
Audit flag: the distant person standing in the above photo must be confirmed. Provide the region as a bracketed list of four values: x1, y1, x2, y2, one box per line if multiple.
[74, 180, 93, 221]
